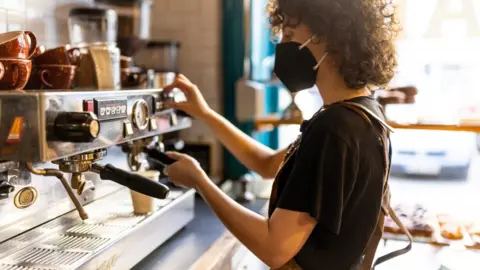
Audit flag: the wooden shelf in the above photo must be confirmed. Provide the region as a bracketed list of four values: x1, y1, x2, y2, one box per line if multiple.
[254, 115, 302, 131]
[387, 122, 480, 133]
[254, 115, 480, 133]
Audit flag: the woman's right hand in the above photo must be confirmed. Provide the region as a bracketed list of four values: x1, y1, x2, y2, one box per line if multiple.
[163, 74, 212, 120]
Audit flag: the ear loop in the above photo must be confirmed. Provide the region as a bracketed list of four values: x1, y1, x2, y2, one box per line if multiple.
[313, 53, 328, 70]
[298, 35, 329, 71]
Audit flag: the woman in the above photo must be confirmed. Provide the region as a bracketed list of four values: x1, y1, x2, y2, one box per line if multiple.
[163, 0, 400, 269]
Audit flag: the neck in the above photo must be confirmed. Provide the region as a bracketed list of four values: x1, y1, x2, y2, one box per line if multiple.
[316, 68, 371, 105]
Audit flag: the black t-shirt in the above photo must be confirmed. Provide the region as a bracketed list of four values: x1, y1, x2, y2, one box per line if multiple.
[270, 96, 387, 270]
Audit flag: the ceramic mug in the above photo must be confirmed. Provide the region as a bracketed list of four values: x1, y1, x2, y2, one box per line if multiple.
[0, 59, 32, 90]
[120, 55, 132, 69]
[33, 45, 81, 66]
[31, 65, 77, 90]
[121, 67, 147, 88]
[0, 62, 4, 82]
[0, 31, 37, 59]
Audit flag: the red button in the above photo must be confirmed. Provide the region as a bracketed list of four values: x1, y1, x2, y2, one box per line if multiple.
[83, 100, 94, 112]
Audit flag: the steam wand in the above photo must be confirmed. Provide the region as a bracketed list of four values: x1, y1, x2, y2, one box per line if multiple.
[25, 162, 89, 220]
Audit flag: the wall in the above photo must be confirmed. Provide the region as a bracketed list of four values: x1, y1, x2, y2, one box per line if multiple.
[145, 0, 223, 179]
[0, 0, 223, 178]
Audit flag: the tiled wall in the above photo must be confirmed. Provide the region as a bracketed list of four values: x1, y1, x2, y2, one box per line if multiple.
[0, 0, 224, 178]
[0, 0, 94, 48]
[146, 0, 223, 178]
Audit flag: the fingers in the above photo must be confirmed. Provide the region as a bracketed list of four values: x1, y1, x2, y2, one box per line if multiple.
[165, 151, 188, 160]
[163, 74, 194, 94]
[163, 151, 187, 176]
[164, 101, 187, 110]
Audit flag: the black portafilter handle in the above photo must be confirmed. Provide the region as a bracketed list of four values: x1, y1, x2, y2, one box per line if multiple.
[144, 147, 177, 167]
[91, 164, 170, 199]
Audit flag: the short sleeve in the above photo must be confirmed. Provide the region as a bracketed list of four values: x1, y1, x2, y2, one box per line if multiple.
[276, 126, 359, 235]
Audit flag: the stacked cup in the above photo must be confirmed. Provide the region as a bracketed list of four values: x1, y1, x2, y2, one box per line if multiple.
[0, 31, 37, 90]
[26, 44, 80, 90]
[130, 170, 161, 215]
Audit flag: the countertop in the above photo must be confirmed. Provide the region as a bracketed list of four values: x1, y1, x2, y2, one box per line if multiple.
[132, 195, 267, 270]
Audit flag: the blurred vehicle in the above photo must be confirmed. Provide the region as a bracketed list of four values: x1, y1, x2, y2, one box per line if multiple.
[390, 129, 476, 179]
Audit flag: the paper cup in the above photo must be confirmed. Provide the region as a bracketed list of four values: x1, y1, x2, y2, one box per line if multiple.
[130, 170, 161, 215]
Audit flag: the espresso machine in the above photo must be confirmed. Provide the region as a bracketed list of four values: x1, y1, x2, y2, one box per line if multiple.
[0, 88, 194, 269]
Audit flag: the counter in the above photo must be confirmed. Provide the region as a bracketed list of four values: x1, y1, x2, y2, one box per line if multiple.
[132, 195, 267, 270]
[132, 195, 478, 270]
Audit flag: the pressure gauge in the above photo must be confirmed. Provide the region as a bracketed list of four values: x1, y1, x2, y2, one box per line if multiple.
[132, 99, 150, 130]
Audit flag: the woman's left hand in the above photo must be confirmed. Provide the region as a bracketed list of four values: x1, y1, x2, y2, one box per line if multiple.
[163, 152, 207, 189]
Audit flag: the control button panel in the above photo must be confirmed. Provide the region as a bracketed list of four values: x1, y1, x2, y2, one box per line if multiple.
[93, 98, 128, 121]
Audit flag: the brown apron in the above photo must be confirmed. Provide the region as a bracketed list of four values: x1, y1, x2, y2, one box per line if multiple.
[268, 101, 413, 270]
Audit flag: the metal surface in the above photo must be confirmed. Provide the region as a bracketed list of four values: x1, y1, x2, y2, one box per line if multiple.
[0, 146, 134, 243]
[0, 89, 191, 162]
[0, 88, 194, 269]
[0, 188, 195, 270]
[25, 162, 89, 221]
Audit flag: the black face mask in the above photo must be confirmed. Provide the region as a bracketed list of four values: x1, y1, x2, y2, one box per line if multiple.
[273, 41, 319, 93]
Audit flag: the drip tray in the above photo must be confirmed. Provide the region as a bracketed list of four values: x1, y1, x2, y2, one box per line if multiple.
[0, 188, 195, 270]
[0, 264, 57, 270]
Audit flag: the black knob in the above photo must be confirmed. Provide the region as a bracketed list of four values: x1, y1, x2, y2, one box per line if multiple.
[0, 180, 15, 199]
[54, 112, 100, 142]
[160, 91, 175, 102]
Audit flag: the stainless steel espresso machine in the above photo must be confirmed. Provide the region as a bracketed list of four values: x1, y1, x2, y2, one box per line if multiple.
[0, 89, 194, 269]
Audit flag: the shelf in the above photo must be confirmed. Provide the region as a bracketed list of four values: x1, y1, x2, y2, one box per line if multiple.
[254, 114, 302, 131]
[254, 115, 480, 133]
[387, 122, 480, 133]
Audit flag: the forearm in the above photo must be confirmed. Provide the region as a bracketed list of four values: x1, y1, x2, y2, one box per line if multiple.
[201, 109, 278, 178]
[195, 174, 275, 265]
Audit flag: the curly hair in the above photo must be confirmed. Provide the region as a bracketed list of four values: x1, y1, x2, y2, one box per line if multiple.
[267, 0, 400, 89]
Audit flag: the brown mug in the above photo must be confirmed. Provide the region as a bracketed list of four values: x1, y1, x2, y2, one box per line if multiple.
[120, 56, 132, 69]
[121, 67, 147, 88]
[33, 45, 81, 66]
[0, 62, 4, 82]
[28, 65, 77, 90]
[31, 45, 46, 59]
[0, 31, 37, 59]
[0, 59, 32, 90]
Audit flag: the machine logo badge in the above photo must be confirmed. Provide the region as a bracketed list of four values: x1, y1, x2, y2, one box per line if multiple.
[14, 187, 38, 209]
[6, 117, 24, 143]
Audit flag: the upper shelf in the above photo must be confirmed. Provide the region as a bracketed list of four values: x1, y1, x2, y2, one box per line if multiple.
[254, 114, 480, 133]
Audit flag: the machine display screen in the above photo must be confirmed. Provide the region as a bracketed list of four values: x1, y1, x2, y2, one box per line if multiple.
[93, 98, 128, 121]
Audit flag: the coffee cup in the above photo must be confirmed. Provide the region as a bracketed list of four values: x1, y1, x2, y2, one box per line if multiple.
[31, 45, 46, 59]
[130, 170, 160, 215]
[33, 45, 80, 66]
[0, 62, 4, 82]
[0, 31, 37, 59]
[120, 56, 132, 69]
[121, 67, 147, 88]
[27, 65, 77, 90]
[0, 59, 32, 90]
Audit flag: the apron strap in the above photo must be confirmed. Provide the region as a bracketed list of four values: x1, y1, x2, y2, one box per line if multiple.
[335, 102, 412, 270]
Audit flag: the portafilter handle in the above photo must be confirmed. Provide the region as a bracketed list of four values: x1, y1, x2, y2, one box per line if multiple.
[144, 147, 177, 168]
[91, 164, 170, 199]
